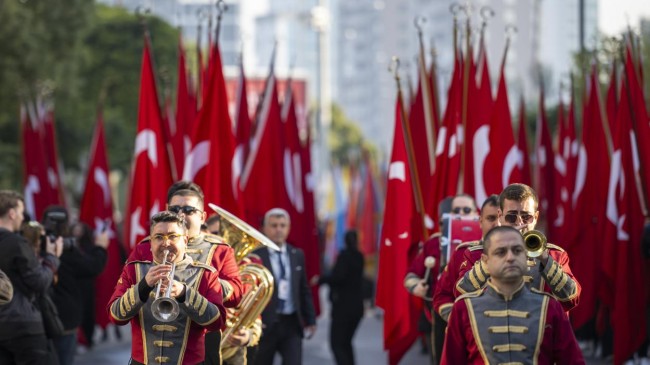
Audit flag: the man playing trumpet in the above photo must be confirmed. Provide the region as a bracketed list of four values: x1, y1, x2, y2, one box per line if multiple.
[109, 211, 226, 365]
[455, 183, 581, 312]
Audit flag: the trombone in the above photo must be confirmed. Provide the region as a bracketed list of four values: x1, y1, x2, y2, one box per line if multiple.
[151, 249, 180, 322]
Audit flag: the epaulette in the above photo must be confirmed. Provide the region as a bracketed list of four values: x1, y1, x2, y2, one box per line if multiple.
[204, 233, 227, 245]
[125, 259, 151, 266]
[191, 261, 216, 273]
[455, 289, 483, 302]
[137, 236, 151, 245]
[530, 287, 553, 297]
[469, 244, 485, 252]
[546, 243, 565, 252]
[456, 240, 482, 251]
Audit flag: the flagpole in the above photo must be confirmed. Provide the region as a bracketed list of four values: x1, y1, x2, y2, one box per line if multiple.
[390, 57, 428, 241]
[214, 0, 227, 45]
[415, 16, 436, 177]
[457, 4, 472, 194]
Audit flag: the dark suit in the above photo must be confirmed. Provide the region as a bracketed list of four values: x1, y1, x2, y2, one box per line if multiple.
[320, 247, 364, 365]
[253, 244, 316, 365]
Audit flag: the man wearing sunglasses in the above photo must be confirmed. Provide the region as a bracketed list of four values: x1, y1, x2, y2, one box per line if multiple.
[455, 183, 581, 312]
[404, 194, 478, 364]
[109, 211, 226, 365]
[127, 181, 244, 365]
[433, 194, 500, 323]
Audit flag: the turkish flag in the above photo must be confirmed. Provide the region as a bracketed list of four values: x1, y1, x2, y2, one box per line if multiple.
[428, 53, 463, 227]
[240, 71, 291, 227]
[298, 116, 320, 276]
[463, 39, 493, 205]
[123, 36, 174, 252]
[170, 36, 197, 180]
[233, 58, 252, 191]
[182, 44, 244, 217]
[358, 158, 379, 255]
[21, 102, 57, 220]
[567, 66, 611, 330]
[39, 101, 66, 208]
[376, 95, 420, 365]
[78, 110, 122, 329]
[516, 96, 532, 187]
[533, 88, 556, 237]
[483, 56, 521, 197]
[602, 81, 648, 365]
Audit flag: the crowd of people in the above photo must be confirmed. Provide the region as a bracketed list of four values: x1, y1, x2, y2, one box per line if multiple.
[3, 181, 648, 364]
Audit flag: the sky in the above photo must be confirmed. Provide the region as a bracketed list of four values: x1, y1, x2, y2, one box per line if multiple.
[599, 0, 650, 36]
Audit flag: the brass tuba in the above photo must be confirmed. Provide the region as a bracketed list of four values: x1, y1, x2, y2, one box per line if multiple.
[208, 204, 278, 359]
[522, 230, 547, 258]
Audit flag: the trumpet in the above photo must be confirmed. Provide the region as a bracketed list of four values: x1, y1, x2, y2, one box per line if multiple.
[522, 230, 547, 258]
[151, 249, 180, 322]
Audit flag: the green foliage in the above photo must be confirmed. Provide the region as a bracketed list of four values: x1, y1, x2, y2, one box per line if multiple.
[0, 2, 179, 205]
[328, 104, 377, 166]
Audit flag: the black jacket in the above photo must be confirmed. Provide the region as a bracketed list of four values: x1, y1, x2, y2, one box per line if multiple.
[52, 244, 107, 330]
[319, 248, 364, 317]
[254, 244, 316, 333]
[0, 228, 59, 340]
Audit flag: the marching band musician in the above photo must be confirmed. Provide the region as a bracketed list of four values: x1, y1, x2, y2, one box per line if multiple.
[127, 181, 243, 365]
[404, 194, 478, 364]
[455, 183, 581, 312]
[441, 226, 585, 365]
[432, 194, 499, 323]
[108, 210, 226, 365]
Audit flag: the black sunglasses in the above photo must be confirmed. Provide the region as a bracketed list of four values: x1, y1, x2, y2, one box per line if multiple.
[168, 205, 202, 215]
[452, 207, 473, 214]
[503, 212, 535, 224]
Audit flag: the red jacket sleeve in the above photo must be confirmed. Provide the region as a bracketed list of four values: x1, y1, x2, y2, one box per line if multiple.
[542, 249, 581, 312]
[549, 298, 586, 364]
[441, 299, 470, 365]
[212, 245, 243, 308]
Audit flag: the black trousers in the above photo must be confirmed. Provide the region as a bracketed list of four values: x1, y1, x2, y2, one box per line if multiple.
[329, 309, 362, 365]
[433, 311, 446, 365]
[0, 333, 53, 365]
[205, 330, 222, 365]
[254, 314, 303, 365]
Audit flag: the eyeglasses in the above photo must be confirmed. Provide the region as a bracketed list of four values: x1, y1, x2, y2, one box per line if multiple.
[452, 206, 473, 214]
[151, 233, 185, 243]
[503, 212, 535, 224]
[168, 205, 202, 215]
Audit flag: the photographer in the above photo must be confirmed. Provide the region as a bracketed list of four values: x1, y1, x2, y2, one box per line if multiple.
[42, 206, 109, 365]
[0, 190, 63, 364]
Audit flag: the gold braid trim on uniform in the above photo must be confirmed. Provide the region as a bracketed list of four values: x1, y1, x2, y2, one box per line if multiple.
[492, 344, 526, 352]
[475, 262, 486, 282]
[188, 285, 197, 305]
[549, 263, 563, 286]
[198, 296, 208, 316]
[488, 326, 529, 334]
[534, 296, 550, 361]
[523, 275, 533, 283]
[152, 324, 178, 332]
[483, 309, 530, 318]
[221, 280, 234, 301]
[554, 274, 569, 292]
[119, 296, 128, 317]
[498, 362, 524, 365]
[466, 299, 489, 363]
[154, 356, 170, 363]
[438, 303, 453, 316]
[469, 270, 481, 290]
[129, 286, 137, 306]
[153, 340, 174, 347]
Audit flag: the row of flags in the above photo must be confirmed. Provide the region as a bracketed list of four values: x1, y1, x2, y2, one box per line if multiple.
[376, 19, 650, 365]
[20, 27, 322, 326]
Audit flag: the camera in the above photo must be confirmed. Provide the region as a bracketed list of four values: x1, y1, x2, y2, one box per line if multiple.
[41, 207, 76, 252]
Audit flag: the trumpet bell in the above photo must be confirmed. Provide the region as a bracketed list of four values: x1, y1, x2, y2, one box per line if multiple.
[152, 297, 180, 322]
[208, 203, 280, 262]
[522, 230, 547, 258]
